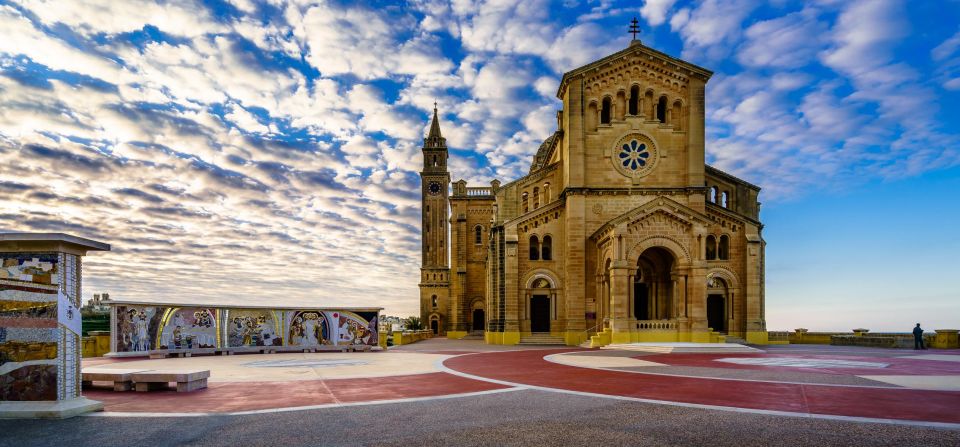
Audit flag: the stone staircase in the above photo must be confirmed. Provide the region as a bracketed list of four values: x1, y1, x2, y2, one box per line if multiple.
[461, 331, 484, 340]
[723, 335, 749, 345]
[601, 342, 762, 354]
[519, 333, 566, 345]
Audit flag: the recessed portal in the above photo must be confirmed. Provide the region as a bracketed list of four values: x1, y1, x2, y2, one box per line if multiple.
[633, 282, 649, 320]
[472, 308, 485, 331]
[530, 295, 550, 333]
[707, 294, 725, 332]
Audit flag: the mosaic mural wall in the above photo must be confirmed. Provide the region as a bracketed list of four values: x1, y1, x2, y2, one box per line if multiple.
[111, 306, 379, 353]
[226, 309, 280, 347]
[0, 253, 82, 402]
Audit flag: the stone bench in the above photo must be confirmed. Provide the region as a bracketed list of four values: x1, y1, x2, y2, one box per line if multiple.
[81, 368, 150, 391]
[130, 369, 210, 393]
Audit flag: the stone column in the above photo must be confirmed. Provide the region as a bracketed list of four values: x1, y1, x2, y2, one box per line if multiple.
[0, 233, 110, 418]
[609, 260, 631, 342]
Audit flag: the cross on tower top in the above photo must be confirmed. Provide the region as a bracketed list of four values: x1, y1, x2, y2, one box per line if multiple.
[629, 17, 641, 41]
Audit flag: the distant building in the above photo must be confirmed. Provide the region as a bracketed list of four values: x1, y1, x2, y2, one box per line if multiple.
[419, 36, 766, 346]
[83, 292, 111, 313]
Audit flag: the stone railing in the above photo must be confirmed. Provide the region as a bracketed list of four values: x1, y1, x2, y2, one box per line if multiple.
[635, 320, 677, 330]
[783, 328, 959, 349]
[465, 187, 493, 196]
[390, 330, 433, 346]
[767, 331, 790, 343]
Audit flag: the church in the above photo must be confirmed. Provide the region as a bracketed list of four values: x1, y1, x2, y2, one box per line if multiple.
[419, 34, 767, 346]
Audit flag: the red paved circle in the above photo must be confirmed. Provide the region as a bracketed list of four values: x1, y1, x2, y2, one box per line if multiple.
[443, 349, 960, 424]
[85, 372, 509, 413]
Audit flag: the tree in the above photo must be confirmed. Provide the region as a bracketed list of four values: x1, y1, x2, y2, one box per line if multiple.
[405, 316, 423, 330]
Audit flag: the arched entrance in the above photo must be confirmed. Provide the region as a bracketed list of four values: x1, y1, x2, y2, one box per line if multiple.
[472, 309, 485, 331]
[529, 277, 552, 333]
[634, 247, 675, 320]
[707, 276, 728, 333]
[430, 316, 439, 335]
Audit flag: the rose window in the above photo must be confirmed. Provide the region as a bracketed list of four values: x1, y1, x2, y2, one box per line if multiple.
[618, 139, 649, 171]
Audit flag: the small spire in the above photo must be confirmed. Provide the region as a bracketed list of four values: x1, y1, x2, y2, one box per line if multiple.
[425, 102, 445, 148]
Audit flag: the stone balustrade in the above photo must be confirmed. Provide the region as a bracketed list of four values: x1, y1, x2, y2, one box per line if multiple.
[635, 320, 677, 330]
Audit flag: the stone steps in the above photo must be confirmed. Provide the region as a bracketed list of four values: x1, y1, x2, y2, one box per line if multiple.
[723, 336, 748, 345]
[519, 333, 566, 345]
[601, 342, 762, 354]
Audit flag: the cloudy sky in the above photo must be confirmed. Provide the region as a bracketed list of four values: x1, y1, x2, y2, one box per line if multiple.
[1, 0, 958, 331]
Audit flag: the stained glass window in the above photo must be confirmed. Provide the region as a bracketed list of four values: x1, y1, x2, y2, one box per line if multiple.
[617, 139, 650, 171]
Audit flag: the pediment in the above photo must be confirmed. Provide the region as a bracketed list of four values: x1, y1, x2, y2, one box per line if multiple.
[557, 42, 713, 98]
[590, 196, 710, 241]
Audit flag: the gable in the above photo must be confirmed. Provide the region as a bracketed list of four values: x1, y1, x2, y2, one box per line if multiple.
[590, 196, 710, 241]
[558, 42, 712, 99]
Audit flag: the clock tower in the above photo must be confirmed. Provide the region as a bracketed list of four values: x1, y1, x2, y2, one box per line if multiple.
[419, 105, 450, 335]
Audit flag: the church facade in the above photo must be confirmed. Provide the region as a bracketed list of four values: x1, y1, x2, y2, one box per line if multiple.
[419, 39, 767, 346]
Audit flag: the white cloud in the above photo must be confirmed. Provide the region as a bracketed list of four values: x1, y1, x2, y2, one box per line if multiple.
[19, 0, 225, 37]
[738, 9, 827, 68]
[671, 0, 759, 60]
[640, 0, 676, 27]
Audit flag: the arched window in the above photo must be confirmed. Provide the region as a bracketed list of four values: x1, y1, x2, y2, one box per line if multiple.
[721, 191, 729, 208]
[431, 295, 437, 308]
[656, 96, 667, 123]
[600, 97, 612, 124]
[529, 235, 540, 260]
[522, 192, 529, 213]
[475, 225, 483, 245]
[541, 235, 552, 261]
[628, 85, 639, 115]
[708, 186, 717, 203]
[718, 235, 729, 260]
[533, 187, 540, 209]
[543, 183, 551, 202]
[706, 235, 717, 260]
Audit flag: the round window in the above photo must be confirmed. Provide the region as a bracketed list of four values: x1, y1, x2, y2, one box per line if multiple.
[611, 133, 658, 178]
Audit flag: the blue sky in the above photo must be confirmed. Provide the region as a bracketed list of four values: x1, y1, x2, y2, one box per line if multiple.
[0, 0, 957, 331]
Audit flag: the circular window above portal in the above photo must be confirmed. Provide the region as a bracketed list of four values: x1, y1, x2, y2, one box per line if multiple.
[611, 133, 658, 178]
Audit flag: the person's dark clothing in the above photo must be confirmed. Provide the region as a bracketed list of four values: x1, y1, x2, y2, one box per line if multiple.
[913, 326, 926, 350]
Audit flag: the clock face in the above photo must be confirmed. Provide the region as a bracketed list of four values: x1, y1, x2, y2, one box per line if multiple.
[428, 181, 442, 195]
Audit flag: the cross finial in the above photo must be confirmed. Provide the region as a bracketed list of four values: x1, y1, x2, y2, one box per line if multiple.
[433, 101, 437, 112]
[629, 17, 641, 41]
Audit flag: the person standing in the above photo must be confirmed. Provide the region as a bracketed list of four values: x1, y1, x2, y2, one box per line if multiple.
[913, 323, 927, 350]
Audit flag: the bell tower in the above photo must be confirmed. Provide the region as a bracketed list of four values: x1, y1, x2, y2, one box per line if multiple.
[419, 105, 450, 335]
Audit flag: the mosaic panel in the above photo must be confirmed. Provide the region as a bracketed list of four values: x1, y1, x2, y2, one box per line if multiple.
[286, 310, 329, 347]
[333, 311, 379, 346]
[158, 307, 217, 350]
[0, 254, 59, 286]
[0, 364, 57, 401]
[226, 309, 280, 347]
[114, 305, 161, 352]
[0, 252, 64, 402]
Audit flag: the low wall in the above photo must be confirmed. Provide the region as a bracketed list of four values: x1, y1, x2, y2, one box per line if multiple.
[391, 330, 432, 346]
[81, 331, 111, 357]
[774, 328, 959, 349]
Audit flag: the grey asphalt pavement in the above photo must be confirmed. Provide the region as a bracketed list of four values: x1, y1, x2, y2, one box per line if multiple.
[0, 389, 956, 447]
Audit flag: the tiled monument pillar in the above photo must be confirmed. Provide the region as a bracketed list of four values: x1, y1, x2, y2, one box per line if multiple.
[0, 233, 110, 418]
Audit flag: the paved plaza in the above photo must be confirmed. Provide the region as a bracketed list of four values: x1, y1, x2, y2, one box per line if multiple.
[2, 339, 959, 446]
